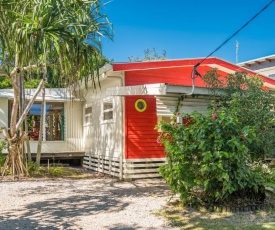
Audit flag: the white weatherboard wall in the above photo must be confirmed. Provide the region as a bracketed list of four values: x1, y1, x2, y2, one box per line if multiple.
[83, 78, 123, 168]
[65, 101, 84, 151]
[156, 95, 211, 117]
[28, 100, 84, 153]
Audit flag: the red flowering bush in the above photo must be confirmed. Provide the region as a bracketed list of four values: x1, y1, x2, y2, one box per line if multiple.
[158, 108, 266, 205]
[158, 71, 275, 205]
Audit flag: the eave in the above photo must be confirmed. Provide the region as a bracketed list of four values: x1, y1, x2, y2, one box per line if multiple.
[0, 88, 76, 101]
[106, 83, 224, 96]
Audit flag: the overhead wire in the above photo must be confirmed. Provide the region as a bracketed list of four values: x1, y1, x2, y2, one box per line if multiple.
[189, 0, 275, 95]
[196, 0, 275, 68]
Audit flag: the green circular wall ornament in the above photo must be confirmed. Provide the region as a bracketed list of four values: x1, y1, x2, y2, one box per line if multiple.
[135, 99, 147, 112]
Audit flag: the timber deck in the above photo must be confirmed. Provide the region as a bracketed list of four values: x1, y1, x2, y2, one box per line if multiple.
[30, 151, 85, 160]
[2, 151, 85, 163]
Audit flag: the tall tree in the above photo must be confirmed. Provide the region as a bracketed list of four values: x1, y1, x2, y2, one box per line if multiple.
[0, 0, 112, 177]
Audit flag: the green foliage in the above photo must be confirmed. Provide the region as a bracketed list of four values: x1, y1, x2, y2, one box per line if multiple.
[27, 161, 43, 176]
[0, 140, 6, 153]
[0, 140, 7, 168]
[158, 71, 275, 205]
[0, 0, 112, 87]
[0, 72, 58, 89]
[0, 154, 5, 167]
[128, 48, 166, 62]
[204, 70, 275, 160]
[49, 167, 64, 176]
[262, 163, 275, 189]
[0, 0, 112, 175]
[24, 78, 51, 88]
[0, 76, 12, 88]
[28, 161, 64, 177]
[158, 109, 265, 204]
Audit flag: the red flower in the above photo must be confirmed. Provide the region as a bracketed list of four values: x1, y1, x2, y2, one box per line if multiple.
[174, 124, 178, 129]
[212, 114, 217, 119]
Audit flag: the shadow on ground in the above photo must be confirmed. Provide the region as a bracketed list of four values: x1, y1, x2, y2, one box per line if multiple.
[0, 179, 171, 229]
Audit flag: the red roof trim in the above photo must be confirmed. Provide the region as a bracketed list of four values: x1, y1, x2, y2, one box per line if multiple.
[112, 57, 275, 86]
[112, 57, 240, 71]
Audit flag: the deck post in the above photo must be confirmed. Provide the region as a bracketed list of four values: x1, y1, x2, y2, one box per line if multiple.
[119, 153, 123, 180]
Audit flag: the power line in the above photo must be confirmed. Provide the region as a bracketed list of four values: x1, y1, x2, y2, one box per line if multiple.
[195, 0, 275, 68]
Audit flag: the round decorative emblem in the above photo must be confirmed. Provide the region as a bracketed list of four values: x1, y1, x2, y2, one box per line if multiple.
[135, 99, 147, 112]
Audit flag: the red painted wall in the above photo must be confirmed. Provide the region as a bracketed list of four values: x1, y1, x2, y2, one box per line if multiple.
[120, 58, 275, 159]
[124, 66, 211, 86]
[123, 65, 227, 159]
[125, 96, 164, 159]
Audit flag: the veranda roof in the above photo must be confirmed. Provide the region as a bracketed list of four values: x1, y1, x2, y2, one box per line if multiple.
[0, 88, 73, 101]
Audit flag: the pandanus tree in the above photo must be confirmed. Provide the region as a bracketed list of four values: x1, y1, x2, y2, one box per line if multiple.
[0, 0, 112, 177]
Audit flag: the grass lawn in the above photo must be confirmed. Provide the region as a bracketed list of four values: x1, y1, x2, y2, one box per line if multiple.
[156, 191, 275, 230]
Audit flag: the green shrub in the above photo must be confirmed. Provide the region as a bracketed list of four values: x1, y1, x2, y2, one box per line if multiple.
[158, 108, 265, 205]
[0, 154, 5, 167]
[158, 71, 275, 205]
[27, 161, 44, 176]
[262, 163, 275, 189]
[0, 140, 6, 153]
[204, 70, 275, 160]
[0, 140, 7, 168]
[49, 167, 64, 176]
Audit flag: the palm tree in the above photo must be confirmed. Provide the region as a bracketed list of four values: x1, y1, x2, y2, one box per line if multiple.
[0, 0, 112, 177]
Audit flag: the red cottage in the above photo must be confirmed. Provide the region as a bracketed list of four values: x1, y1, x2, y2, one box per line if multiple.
[80, 57, 275, 179]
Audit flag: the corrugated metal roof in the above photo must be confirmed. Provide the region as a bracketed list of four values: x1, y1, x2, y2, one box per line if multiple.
[238, 54, 275, 66]
[0, 88, 73, 101]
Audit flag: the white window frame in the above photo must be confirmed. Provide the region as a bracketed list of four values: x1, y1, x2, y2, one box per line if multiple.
[23, 101, 65, 141]
[101, 97, 114, 124]
[83, 104, 93, 126]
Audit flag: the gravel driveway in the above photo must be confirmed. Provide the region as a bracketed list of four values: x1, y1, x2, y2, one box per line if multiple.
[0, 177, 178, 230]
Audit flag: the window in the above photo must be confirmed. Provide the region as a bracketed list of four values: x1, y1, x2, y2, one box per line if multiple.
[102, 100, 114, 122]
[45, 102, 64, 141]
[135, 99, 147, 112]
[26, 102, 64, 141]
[84, 105, 92, 126]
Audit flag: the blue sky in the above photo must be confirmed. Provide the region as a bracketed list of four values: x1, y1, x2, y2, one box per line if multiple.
[101, 0, 275, 64]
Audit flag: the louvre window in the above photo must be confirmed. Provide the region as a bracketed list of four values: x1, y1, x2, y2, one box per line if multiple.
[84, 105, 92, 126]
[103, 101, 114, 122]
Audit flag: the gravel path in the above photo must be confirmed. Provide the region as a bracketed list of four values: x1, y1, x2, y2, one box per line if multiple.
[0, 178, 178, 230]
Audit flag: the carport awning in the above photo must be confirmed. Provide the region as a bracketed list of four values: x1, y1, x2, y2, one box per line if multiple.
[106, 83, 223, 96]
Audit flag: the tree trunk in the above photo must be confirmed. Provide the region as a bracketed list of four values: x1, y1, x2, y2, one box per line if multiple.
[2, 129, 28, 178]
[16, 79, 45, 131]
[22, 75, 32, 161]
[19, 72, 27, 163]
[2, 78, 45, 177]
[25, 119, 32, 162]
[36, 71, 47, 167]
